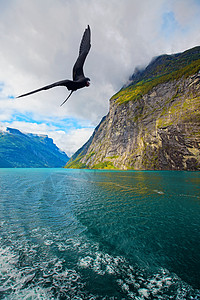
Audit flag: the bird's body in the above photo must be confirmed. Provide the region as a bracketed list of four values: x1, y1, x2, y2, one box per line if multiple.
[17, 25, 91, 106]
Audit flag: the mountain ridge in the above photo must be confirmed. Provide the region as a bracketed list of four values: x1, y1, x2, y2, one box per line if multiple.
[0, 127, 69, 168]
[129, 46, 200, 86]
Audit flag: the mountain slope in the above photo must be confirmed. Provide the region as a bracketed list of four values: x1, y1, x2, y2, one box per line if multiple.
[65, 46, 200, 170]
[129, 46, 200, 85]
[0, 128, 69, 168]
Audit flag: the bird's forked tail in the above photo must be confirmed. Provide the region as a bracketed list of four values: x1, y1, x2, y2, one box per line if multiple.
[60, 91, 74, 107]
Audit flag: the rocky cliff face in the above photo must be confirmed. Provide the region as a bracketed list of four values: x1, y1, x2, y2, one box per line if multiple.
[66, 47, 200, 170]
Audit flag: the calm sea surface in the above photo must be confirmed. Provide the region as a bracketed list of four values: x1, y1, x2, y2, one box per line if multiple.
[0, 168, 200, 299]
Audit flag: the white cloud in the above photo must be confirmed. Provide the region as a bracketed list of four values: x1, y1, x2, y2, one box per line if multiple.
[50, 127, 94, 157]
[0, 0, 200, 154]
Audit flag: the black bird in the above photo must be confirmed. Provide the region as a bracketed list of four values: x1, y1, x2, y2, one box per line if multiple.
[17, 25, 91, 106]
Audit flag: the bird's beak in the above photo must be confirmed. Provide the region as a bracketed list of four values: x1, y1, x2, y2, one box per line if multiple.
[86, 81, 90, 87]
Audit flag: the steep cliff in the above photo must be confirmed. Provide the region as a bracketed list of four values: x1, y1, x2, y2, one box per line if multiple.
[66, 46, 200, 170]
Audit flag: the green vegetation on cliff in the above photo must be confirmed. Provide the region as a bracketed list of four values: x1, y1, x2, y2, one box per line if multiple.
[156, 96, 200, 128]
[111, 52, 200, 104]
[66, 155, 86, 169]
[92, 160, 117, 169]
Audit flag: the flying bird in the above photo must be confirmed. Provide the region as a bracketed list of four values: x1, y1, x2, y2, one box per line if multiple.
[17, 25, 91, 106]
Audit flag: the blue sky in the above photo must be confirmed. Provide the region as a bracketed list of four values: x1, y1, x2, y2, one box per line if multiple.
[162, 12, 179, 39]
[0, 0, 200, 156]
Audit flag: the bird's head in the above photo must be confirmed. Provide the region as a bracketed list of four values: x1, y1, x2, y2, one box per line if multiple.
[85, 78, 90, 87]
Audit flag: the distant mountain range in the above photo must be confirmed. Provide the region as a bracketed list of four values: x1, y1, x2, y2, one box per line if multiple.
[0, 127, 69, 168]
[66, 46, 200, 170]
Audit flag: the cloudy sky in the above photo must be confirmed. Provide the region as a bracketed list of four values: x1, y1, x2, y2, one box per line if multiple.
[0, 0, 200, 156]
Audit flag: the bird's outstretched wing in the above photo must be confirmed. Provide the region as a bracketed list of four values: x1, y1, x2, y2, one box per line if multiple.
[17, 80, 72, 98]
[73, 25, 91, 81]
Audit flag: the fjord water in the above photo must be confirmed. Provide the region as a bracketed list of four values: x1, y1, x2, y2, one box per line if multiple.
[0, 169, 200, 299]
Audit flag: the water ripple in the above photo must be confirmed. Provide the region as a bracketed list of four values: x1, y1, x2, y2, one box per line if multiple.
[0, 169, 200, 299]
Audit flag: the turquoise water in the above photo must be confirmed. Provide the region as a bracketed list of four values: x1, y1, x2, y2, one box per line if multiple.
[0, 169, 200, 299]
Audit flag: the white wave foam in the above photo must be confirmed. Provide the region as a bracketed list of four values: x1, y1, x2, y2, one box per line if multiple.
[1, 218, 200, 299]
[78, 249, 200, 299]
[153, 189, 164, 194]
